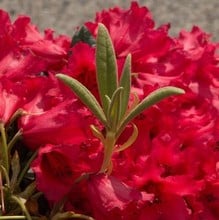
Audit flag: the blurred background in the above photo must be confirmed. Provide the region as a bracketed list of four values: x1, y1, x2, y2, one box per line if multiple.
[0, 0, 218, 41]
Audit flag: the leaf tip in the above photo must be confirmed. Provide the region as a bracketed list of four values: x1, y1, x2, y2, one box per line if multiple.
[162, 86, 185, 95]
[174, 87, 185, 95]
[56, 73, 63, 79]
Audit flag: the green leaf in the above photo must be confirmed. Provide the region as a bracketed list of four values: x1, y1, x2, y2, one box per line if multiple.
[11, 196, 32, 220]
[10, 151, 20, 192]
[115, 123, 138, 152]
[96, 23, 118, 113]
[71, 25, 96, 46]
[18, 181, 36, 200]
[56, 74, 107, 126]
[51, 212, 94, 220]
[90, 125, 105, 143]
[107, 87, 123, 130]
[104, 95, 111, 114]
[119, 54, 131, 120]
[118, 86, 185, 135]
[0, 165, 10, 186]
[0, 123, 9, 173]
[0, 216, 27, 219]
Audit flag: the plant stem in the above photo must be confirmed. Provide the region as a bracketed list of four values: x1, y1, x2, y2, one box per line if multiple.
[69, 213, 94, 220]
[0, 171, 5, 214]
[8, 129, 22, 153]
[0, 123, 9, 173]
[11, 196, 31, 220]
[0, 217, 27, 219]
[0, 165, 10, 186]
[17, 151, 38, 186]
[99, 131, 116, 173]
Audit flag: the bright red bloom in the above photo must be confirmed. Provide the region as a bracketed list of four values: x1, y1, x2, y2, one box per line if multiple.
[0, 75, 50, 124]
[62, 42, 98, 97]
[84, 3, 219, 219]
[32, 141, 103, 204]
[87, 174, 154, 220]
[112, 86, 219, 217]
[19, 98, 94, 150]
[86, 2, 172, 76]
[0, 9, 71, 124]
[0, 78, 23, 124]
[0, 9, 70, 80]
[139, 193, 190, 220]
[18, 72, 101, 150]
[2, 2, 217, 219]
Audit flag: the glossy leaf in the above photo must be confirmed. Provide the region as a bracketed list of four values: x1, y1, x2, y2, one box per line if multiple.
[56, 74, 107, 126]
[96, 23, 118, 113]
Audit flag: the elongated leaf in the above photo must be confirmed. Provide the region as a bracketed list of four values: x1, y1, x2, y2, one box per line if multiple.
[52, 212, 94, 220]
[104, 95, 111, 114]
[10, 151, 20, 192]
[119, 54, 131, 120]
[96, 23, 118, 113]
[56, 74, 107, 126]
[115, 123, 138, 152]
[90, 124, 105, 143]
[11, 196, 32, 220]
[118, 86, 185, 135]
[107, 87, 123, 130]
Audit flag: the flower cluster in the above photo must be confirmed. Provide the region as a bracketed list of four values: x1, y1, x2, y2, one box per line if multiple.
[0, 2, 219, 219]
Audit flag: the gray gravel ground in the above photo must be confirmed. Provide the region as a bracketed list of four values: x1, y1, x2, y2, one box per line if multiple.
[0, 0, 218, 41]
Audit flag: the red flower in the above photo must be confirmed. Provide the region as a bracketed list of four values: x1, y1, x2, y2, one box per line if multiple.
[139, 193, 190, 220]
[32, 142, 103, 204]
[19, 98, 94, 150]
[18, 72, 101, 150]
[184, 180, 219, 219]
[62, 42, 98, 97]
[200, 181, 219, 218]
[1, 2, 217, 219]
[0, 78, 23, 124]
[0, 9, 70, 80]
[86, 2, 172, 75]
[87, 174, 154, 220]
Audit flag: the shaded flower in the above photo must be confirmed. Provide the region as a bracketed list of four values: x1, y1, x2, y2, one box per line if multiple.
[32, 141, 103, 204]
[87, 174, 154, 220]
[19, 98, 93, 150]
[62, 42, 98, 97]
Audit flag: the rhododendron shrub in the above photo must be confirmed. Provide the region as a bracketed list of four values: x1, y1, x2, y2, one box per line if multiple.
[0, 2, 219, 220]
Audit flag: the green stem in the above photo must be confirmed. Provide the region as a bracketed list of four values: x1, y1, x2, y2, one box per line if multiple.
[6, 109, 25, 130]
[0, 217, 27, 219]
[18, 181, 36, 200]
[17, 151, 38, 186]
[0, 171, 5, 214]
[11, 196, 31, 220]
[8, 130, 22, 153]
[0, 165, 10, 186]
[0, 123, 9, 173]
[99, 131, 116, 173]
[52, 212, 94, 220]
[69, 214, 94, 220]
